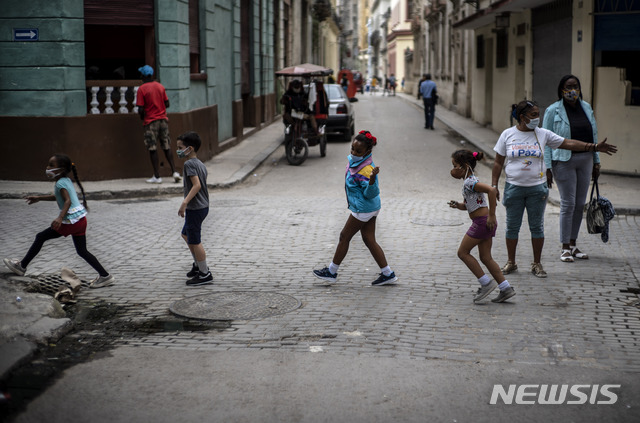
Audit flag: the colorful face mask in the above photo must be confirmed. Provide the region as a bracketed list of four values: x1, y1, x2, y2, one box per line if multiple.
[176, 147, 190, 158]
[563, 89, 580, 102]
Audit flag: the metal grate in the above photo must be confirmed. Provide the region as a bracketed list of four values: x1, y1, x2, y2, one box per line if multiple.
[26, 274, 90, 296]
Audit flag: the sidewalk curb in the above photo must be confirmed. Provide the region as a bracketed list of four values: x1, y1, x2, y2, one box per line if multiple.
[0, 135, 285, 201]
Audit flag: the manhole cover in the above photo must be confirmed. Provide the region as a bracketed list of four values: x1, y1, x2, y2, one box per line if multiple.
[410, 218, 464, 226]
[169, 291, 301, 321]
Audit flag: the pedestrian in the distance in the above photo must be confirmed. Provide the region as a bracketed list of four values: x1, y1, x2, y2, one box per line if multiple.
[383, 75, 390, 96]
[313, 130, 397, 286]
[341, 74, 349, 95]
[3, 154, 114, 289]
[448, 150, 515, 303]
[389, 73, 397, 96]
[543, 75, 601, 262]
[420, 73, 437, 129]
[176, 132, 213, 286]
[136, 65, 181, 184]
[492, 100, 617, 278]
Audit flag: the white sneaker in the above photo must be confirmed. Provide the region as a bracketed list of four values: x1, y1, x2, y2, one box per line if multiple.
[146, 176, 162, 184]
[4, 258, 26, 276]
[90, 274, 114, 289]
[173, 171, 182, 183]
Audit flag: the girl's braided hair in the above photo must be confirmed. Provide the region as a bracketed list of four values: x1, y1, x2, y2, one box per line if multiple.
[355, 130, 377, 148]
[54, 154, 89, 211]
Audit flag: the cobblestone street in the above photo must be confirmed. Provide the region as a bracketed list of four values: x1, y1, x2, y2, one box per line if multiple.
[1, 94, 639, 374]
[1, 95, 639, 421]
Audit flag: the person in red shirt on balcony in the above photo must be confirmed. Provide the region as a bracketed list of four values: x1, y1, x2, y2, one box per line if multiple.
[136, 65, 181, 184]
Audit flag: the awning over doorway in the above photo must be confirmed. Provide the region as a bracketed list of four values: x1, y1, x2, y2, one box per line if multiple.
[453, 0, 556, 30]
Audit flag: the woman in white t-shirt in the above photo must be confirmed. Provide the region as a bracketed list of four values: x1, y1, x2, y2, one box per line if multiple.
[491, 100, 617, 278]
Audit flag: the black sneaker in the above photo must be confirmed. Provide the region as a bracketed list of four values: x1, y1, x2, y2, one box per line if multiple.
[186, 271, 213, 286]
[371, 272, 398, 286]
[187, 263, 199, 278]
[313, 267, 337, 283]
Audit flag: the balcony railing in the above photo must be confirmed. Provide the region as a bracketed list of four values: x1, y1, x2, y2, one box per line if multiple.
[86, 80, 141, 115]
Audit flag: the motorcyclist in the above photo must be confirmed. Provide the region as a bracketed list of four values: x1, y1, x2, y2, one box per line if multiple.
[280, 79, 308, 126]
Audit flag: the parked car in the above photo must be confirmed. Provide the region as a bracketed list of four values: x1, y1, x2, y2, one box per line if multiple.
[352, 71, 364, 94]
[324, 83, 355, 141]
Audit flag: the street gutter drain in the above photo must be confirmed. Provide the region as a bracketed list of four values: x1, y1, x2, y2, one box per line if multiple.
[169, 291, 301, 321]
[27, 274, 90, 296]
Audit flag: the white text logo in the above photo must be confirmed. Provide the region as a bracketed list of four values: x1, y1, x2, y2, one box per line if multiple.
[490, 384, 621, 405]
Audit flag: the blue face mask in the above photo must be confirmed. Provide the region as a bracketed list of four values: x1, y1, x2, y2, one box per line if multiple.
[349, 154, 364, 162]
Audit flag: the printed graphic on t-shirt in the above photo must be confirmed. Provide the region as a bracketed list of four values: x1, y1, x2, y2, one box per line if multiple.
[508, 143, 541, 172]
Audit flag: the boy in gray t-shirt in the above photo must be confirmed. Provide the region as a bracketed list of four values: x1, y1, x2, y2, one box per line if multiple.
[176, 132, 212, 286]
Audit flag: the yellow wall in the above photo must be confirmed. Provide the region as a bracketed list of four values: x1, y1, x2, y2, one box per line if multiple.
[594, 67, 640, 174]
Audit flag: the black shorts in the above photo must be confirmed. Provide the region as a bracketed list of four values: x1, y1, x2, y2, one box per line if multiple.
[181, 207, 209, 245]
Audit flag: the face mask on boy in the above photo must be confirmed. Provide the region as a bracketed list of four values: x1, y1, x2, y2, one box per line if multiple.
[176, 147, 191, 158]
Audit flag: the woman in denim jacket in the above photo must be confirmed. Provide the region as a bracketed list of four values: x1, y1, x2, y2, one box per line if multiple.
[543, 75, 601, 262]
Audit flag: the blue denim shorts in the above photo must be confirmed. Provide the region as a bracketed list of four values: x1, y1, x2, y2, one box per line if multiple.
[181, 207, 209, 245]
[502, 182, 548, 239]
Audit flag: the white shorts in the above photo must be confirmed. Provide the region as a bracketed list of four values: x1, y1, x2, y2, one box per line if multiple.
[351, 210, 380, 222]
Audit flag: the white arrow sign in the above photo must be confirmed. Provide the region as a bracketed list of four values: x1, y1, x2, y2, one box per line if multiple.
[13, 28, 39, 41]
[16, 31, 36, 38]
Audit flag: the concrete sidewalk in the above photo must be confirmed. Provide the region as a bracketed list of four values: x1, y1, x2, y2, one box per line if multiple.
[395, 92, 639, 216]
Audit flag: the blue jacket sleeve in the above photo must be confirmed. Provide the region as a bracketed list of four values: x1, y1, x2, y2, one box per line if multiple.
[542, 105, 556, 169]
[363, 179, 380, 199]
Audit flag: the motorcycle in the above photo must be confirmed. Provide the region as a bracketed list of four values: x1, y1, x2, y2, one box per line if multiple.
[276, 63, 333, 166]
[284, 110, 326, 166]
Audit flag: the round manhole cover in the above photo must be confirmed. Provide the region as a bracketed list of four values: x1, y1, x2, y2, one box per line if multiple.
[169, 291, 301, 321]
[410, 218, 464, 226]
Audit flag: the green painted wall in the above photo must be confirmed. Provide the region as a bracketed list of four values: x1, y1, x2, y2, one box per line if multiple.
[0, 0, 276, 138]
[0, 0, 86, 116]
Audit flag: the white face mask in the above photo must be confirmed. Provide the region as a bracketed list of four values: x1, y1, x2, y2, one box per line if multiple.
[525, 118, 540, 129]
[46, 168, 61, 179]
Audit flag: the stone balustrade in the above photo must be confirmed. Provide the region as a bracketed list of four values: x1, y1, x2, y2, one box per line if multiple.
[86, 80, 141, 114]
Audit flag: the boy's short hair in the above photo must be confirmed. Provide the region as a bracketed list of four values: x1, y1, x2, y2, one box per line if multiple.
[178, 131, 202, 152]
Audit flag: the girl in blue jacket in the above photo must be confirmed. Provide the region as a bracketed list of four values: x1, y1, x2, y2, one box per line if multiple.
[313, 130, 397, 286]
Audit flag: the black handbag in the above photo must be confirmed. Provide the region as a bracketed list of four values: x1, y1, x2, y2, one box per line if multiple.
[586, 179, 605, 234]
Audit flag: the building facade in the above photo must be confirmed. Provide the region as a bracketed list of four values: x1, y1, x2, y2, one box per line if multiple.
[0, 0, 340, 181]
